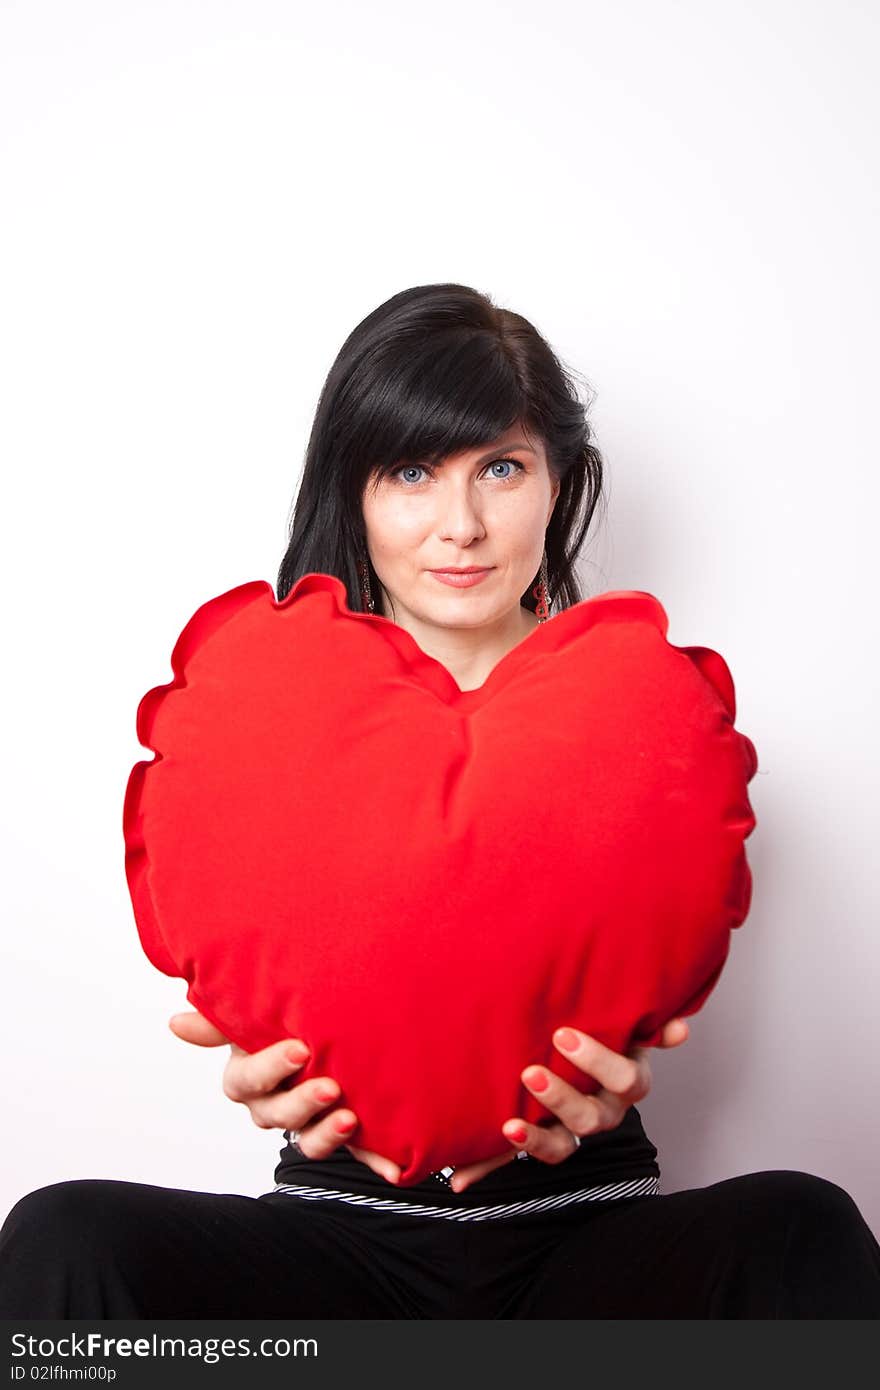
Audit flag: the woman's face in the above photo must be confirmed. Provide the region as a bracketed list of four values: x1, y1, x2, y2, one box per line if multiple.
[361, 426, 560, 633]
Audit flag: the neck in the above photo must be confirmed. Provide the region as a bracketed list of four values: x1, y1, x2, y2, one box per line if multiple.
[388, 603, 541, 693]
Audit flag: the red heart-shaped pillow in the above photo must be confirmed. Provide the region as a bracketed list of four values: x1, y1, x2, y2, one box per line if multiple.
[123, 572, 758, 1186]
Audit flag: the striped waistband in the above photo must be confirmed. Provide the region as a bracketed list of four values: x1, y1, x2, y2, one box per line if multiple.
[266, 1173, 660, 1223]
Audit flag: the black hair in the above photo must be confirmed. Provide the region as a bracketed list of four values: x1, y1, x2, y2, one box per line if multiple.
[276, 283, 606, 616]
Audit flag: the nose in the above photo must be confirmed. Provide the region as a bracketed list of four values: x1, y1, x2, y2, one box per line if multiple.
[434, 483, 487, 545]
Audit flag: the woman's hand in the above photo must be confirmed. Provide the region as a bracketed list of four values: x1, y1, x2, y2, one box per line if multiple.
[448, 1018, 691, 1194]
[167, 1010, 402, 1185]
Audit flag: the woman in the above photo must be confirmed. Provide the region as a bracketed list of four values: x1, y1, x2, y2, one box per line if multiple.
[1, 283, 878, 1318]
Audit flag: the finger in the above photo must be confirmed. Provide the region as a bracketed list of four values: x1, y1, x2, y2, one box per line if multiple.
[551, 1028, 647, 1099]
[521, 1063, 631, 1136]
[497, 1117, 583, 1168]
[248, 1075, 351, 1140]
[345, 1144, 402, 1186]
[447, 1149, 516, 1195]
[282, 1103, 360, 1158]
[168, 1011, 230, 1047]
[223, 1038, 311, 1104]
[658, 1017, 690, 1048]
[628, 1019, 690, 1058]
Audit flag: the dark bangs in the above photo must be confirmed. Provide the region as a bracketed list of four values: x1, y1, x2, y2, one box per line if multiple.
[353, 334, 543, 489]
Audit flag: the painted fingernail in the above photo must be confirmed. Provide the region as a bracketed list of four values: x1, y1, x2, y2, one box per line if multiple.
[316, 1085, 338, 1103]
[286, 1045, 309, 1065]
[554, 1028, 579, 1052]
[505, 1123, 527, 1143]
[334, 1115, 356, 1134]
[524, 1068, 549, 1091]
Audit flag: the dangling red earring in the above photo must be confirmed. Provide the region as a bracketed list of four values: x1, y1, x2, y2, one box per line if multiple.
[532, 548, 551, 622]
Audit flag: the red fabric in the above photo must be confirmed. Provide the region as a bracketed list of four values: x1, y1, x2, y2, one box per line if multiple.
[123, 572, 759, 1186]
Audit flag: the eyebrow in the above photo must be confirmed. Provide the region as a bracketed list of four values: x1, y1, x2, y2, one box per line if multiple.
[471, 441, 538, 465]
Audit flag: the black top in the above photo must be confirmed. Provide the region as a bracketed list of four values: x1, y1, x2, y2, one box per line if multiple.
[271, 1105, 660, 1212]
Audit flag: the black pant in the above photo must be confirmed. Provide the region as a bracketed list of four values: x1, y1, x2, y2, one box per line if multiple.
[1, 1169, 878, 1319]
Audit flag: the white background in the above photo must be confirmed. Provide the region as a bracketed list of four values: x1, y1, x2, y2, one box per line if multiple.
[2, 0, 878, 1240]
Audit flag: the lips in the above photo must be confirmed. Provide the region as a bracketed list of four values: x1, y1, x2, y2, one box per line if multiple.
[428, 568, 493, 588]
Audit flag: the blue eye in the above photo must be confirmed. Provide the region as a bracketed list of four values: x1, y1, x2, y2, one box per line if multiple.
[391, 458, 525, 485]
[488, 458, 523, 480]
